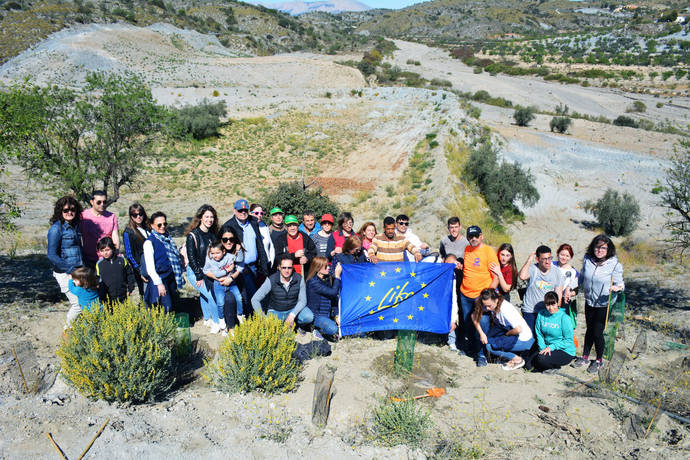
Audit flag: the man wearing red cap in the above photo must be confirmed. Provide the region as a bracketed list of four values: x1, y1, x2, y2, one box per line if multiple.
[312, 214, 334, 258]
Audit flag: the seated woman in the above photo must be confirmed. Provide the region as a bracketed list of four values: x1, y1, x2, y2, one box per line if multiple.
[330, 235, 365, 276]
[472, 288, 534, 371]
[532, 291, 576, 372]
[306, 256, 342, 340]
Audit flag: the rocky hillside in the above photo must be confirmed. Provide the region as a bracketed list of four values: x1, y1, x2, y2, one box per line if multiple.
[343, 0, 688, 43]
[0, 0, 375, 64]
[251, 0, 371, 16]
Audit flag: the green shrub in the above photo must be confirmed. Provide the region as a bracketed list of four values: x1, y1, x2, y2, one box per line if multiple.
[371, 396, 431, 447]
[169, 100, 227, 139]
[550, 116, 572, 133]
[626, 101, 647, 113]
[430, 78, 452, 88]
[584, 189, 640, 236]
[513, 107, 535, 126]
[204, 314, 300, 394]
[464, 141, 539, 218]
[263, 181, 340, 220]
[57, 299, 177, 403]
[613, 115, 638, 128]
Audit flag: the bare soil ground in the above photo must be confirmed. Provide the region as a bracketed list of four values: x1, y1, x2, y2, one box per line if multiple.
[1, 27, 689, 459]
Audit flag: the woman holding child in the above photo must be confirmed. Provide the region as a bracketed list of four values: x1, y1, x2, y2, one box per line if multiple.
[184, 205, 219, 330]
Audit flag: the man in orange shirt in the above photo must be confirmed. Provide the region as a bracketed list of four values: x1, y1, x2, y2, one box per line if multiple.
[460, 226, 499, 366]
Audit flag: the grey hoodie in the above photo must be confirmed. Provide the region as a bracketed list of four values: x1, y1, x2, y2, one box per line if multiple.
[579, 255, 624, 307]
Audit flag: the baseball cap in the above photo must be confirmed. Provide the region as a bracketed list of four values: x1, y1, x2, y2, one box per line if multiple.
[234, 199, 249, 211]
[320, 213, 334, 224]
[466, 225, 482, 238]
[269, 207, 284, 215]
[284, 215, 299, 225]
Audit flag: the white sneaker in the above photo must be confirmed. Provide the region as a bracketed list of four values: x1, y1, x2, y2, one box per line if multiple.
[218, 318, 227, 330]
[221, 330, 228, 337]
[210, 322, 221, 334]
[237, 315, 245, 325]
[203, 319, 211, 327]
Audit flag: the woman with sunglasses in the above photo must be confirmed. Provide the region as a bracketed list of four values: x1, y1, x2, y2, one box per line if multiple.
[143, 212, 185, 312]
[47, 196, 84, 328]
[184, 205, 220, 329]
[250, 203, 274, 269]
[122, 203, 150, 297]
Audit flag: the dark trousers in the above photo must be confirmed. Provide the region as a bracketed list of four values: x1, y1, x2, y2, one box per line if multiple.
[532, 349, 574, 372]
[522, 311, 537, 337]
[240, 264, 259, 316]
[133, 268, 145, 297]
[583, 304, 608, 360]
[224, 294, 238, 329]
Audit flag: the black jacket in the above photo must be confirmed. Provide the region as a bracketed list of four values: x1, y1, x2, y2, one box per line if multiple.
[186, 227, 216, 279]
[96, 254, 135, 302]
[274, 230, 317, 273]
[122, 227, 147, 272]
[222, 216, 269, 276]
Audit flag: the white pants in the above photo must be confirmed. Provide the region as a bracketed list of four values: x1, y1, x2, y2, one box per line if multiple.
[53, 272, 81, 328]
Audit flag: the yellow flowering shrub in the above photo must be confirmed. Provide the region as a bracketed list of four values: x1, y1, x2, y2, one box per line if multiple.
[57, 299, 177, 403]
[204, 314, 300, 394]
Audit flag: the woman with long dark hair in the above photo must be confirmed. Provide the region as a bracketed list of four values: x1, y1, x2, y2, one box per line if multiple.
[47, 196, 84, 328]
[572, 234, 624, 374]
[326, 211, 354, 261]
[184, 204, 219, 330]
[122, 203, 150, 297]
[306, 256, 342, 340]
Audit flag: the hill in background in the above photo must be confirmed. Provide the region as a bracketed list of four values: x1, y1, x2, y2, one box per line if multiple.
[250, 0, 371, 16]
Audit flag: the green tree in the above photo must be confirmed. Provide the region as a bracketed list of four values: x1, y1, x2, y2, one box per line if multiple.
[584, 189, 640, 236]
[513, 107, 536, 127]
[661, 141, 690, 255]
[262, 182, 339, 220]
[550, 116, 572, 133]
[0, 73, 164, 206]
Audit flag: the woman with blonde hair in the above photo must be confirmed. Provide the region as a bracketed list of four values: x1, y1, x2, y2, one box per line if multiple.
[306, 256, 342, 340]
[358, 221, 377, 259]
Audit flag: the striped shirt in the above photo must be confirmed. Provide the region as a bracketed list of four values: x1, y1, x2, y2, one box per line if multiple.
[368, 234, 419, 262]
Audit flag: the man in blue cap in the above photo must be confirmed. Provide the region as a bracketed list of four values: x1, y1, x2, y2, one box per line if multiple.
[222, 199, 270, 315]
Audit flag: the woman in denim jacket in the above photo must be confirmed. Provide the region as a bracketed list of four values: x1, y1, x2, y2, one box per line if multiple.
[47, 196, 84, 328]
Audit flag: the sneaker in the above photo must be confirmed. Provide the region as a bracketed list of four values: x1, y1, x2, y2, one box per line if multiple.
[477, 357, 488, 367]
[457, 349, 467, 357]
[203, 319, 211, 327]
[218, 318, 227, 330]
[502, 359, 525, 371]
[209, 322, 221, 334]
[237, 315, 245, 325]
[448, 343, 458, 351]
[571, 356, 589, 368]
[221, 330, 228, 337]
[313, 330, 324, 340]
[587, 360, 603, 374]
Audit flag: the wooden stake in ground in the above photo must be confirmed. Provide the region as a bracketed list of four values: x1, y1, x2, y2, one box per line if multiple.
[77, 418, 109, 460]
[312, 365, 336, 427]
[644, 400, 662, 439]
[11, 346, 29, 394]
[46, 433, 67, 460]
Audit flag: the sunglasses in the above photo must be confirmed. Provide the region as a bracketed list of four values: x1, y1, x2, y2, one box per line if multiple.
[594, 245, 608, 251]
[221, 237, 233, 243]
[279, 266, 293, 270]
[237, 209, 249, 213]
[94, 200, 105, 205]
[62, 207, 76, 213]
[397, 221, 409, 226]
[156, 222, 168, 229]
[252, 211, 265, 216]
[131, 212, 143, 218]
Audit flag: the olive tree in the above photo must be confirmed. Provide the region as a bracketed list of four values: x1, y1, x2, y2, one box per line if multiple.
[0, 72, 165, 206]
[661, 141, 690, 255]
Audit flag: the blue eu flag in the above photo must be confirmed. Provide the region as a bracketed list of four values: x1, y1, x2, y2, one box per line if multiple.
[340, 262, 455, 336]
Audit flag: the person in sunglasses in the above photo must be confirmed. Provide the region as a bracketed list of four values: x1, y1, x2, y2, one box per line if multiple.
[222, 199, 270, 316]
[122, 203, 150, 297]
[79, 190, 119, 268]
[47, 196, 84, 328]
[395, 214, 430, 261]
[249, 203, 275, 269]
[143, 212, 185, 312]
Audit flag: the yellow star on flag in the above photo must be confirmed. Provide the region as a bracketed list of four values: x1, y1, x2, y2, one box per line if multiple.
[410, 272, 416, 277]
[395, 267, 401, 273]
[378, 315, 384, 320]
[420, 282, 427, 288]
[369, 281, 375, 287]
[418, 306, 424, 311]
[393, 318, 399, 323]
[365, 296, 371, 301]
[380, 271, 386, 277]
[408, 314, 413, 320]
[423, 293, 429, 298]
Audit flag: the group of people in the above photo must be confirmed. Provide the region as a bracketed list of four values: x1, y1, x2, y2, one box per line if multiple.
[47, 192, 624, 374]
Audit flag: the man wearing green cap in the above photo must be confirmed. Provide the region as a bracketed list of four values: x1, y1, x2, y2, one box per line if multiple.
[274, 214, 317, 276]
[269, 207, 285, 235]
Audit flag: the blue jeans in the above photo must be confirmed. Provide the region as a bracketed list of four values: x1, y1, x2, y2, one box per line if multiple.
[486, 338, 535, 361]
[460, 293, 479, 357]
[476, 313, 491, 361]
[213, 280, 243, 317]
[186, 266, 218, 321]
[522, 311, 537, 337]
[314, 315, 338, 336]
[267, 307, 314, 326]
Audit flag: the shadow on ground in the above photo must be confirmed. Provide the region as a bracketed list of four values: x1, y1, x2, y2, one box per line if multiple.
[0, 255, 61, 305]
[625, 279, 690, 313]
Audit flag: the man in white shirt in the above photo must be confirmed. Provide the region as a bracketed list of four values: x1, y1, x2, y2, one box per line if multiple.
[395, 214, 430, 261]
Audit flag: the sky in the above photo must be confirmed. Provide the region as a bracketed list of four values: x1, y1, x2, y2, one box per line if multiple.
[258, 0, 427, 9]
